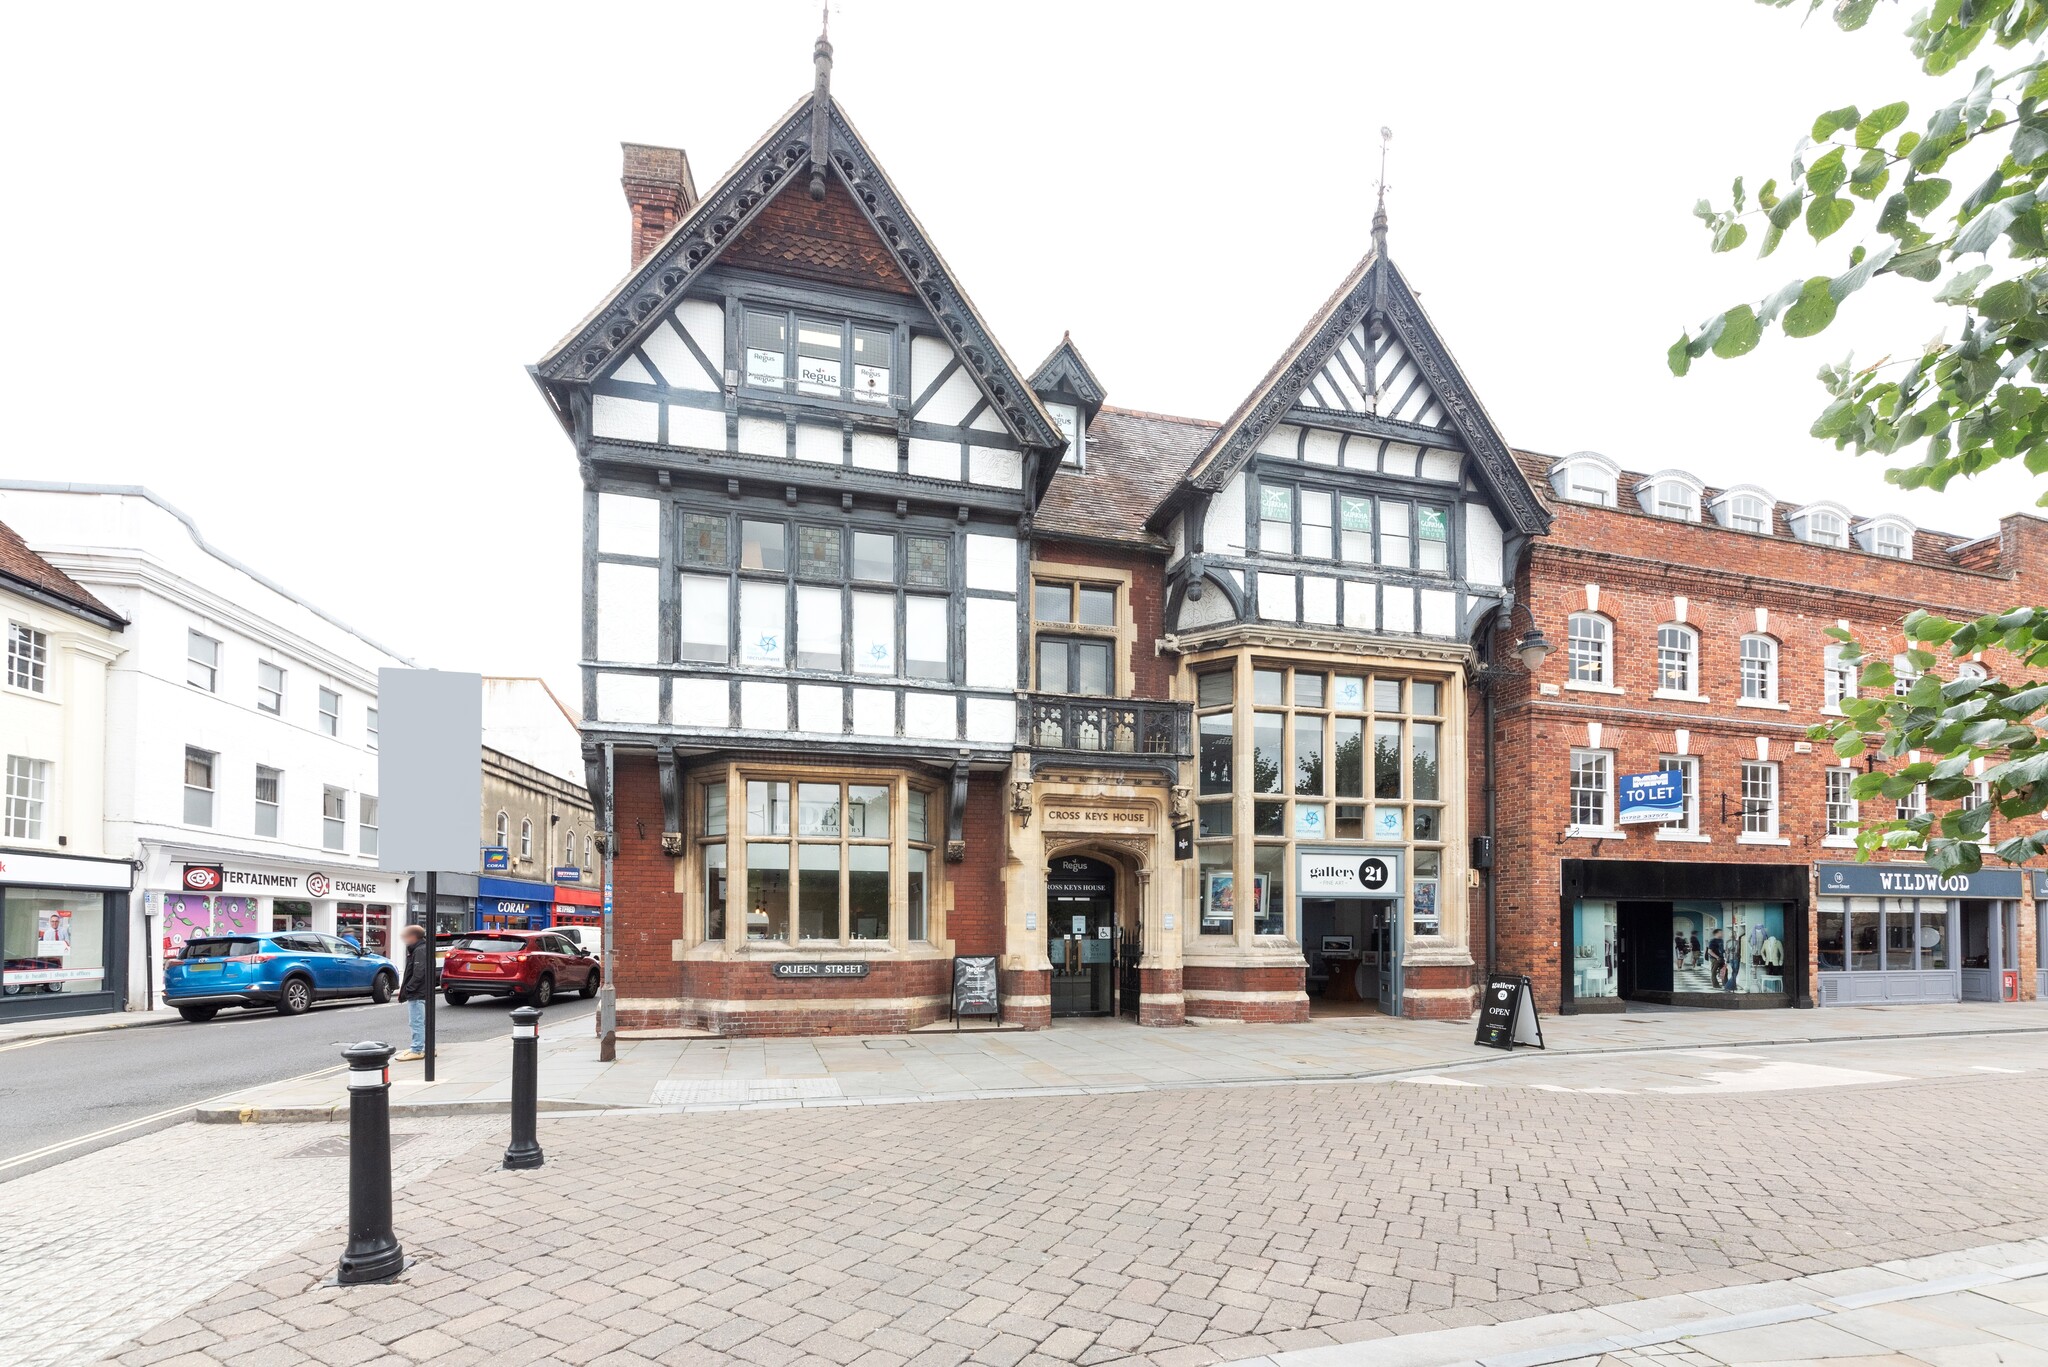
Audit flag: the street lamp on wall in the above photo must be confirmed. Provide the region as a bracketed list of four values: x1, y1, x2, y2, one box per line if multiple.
[1514, 624, 1553, 674]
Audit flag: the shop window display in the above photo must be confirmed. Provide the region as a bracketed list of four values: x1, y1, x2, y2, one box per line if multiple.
[1670, 901, 1786, 995]
[2, 889, 106, 995]
[1574, 900, 1619, 999]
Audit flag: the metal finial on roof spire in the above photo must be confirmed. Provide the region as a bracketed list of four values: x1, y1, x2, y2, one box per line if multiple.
[808, 8, 834, 200]
[1372, 126, 1392, 256]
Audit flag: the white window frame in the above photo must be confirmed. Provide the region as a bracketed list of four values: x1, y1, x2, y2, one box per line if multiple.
[1892, 653, 1919, 698]
[495, 811, 509, 849]
[1961, 778, 1993, 845]
[1872, 523, 1908, 558]
[1724, 494, 1770, 533]
[1801, 510, 1847, 546]
[1566, 612, 1614, 689]
[359, 794, 379, 856]
[1824, 767, 1858, 846]
[6, 622, 48, 694]
[1823, 644, 1858, 712]
[4, 755, 51, 841]
[184, 747, 216, 827]
[1739, 634, 1780, 705]
[256, 660, 284, 715]
[1738, 761, 1782, 842]
[322, 786, 347, 851]
[317, 687, 341, 736]
[187, 630, 220, 692]
[1896, 782, 1927, 824]
[1655, 624, 1699, 697]
[366, 707, 378, 749]
[1568, 748, 1616, 835]
[255, 765, 282, 838]
[519, 817, 534, 860]
[1655, 755, 1702, 839]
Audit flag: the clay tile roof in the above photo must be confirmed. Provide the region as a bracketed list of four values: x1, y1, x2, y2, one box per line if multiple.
[1035, 406, 1218, 546]
[0, 519, 120, 626]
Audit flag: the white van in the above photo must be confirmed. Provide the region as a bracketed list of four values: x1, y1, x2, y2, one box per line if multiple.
[553, 924, 604, 960]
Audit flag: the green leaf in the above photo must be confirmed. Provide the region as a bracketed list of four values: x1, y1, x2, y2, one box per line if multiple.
[1964, 66, 1997, 130]
[1783, 277, 1840, 337]
[1713, 219, 1749, 253]
[1953, 191, 2038, 255]
[1813, 105, 1862, 142]
[1856, 101, 1909, 148]
[1830, 239, 1898, 299]
[1934, 263, 1992, 302]
[1757, 278, 1807, 325]
[1807, 146, 1849, 198]
[1978, 278, 2036, 321]
[1807, 194, 1854, 241]
[1713, 304, 1762, 358]
[1767, 186, 1805, 229]
[1904, 177, 1952, 216]
[1668, 334, 1693, 377]
[2012, 116, 2048, 166]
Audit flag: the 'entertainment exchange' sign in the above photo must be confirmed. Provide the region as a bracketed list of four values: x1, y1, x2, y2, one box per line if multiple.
[1815, 862, 2024, 899]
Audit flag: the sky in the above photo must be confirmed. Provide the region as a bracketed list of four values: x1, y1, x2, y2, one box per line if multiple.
[3, 1, 2038, 705]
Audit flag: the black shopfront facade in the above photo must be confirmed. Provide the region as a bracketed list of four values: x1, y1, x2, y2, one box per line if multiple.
[1559, 859, 1811, 1014]
[1, 847, 134, 1022]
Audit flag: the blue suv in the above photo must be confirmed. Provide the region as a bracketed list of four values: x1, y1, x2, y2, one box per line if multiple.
[164, 933, 397, 1023]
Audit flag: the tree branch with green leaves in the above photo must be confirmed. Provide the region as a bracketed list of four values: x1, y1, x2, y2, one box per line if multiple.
[1674, 0, 2048, 873]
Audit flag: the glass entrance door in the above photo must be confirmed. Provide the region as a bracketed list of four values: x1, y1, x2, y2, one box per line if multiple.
[1370, 902, 1395, 1011]
[1046, 855, 1117, 1018]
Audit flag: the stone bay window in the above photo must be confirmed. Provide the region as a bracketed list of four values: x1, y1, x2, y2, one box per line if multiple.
[1191, 659, 1452, 944]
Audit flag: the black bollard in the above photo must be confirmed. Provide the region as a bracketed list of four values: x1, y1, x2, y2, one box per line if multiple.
[503, 1005, 544, 1170]
[336, 1041, 405, 1284]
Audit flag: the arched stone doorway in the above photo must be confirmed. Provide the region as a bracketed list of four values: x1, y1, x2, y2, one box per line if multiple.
[1042, 842, 1148, 1019]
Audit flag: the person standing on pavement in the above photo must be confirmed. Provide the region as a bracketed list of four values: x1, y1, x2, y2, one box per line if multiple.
[395, 924, 430, 1061]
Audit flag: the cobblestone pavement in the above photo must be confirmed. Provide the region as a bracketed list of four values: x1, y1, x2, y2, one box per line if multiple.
[0, 1116, 499, 1367]
[77, 1035, 2048, 1367]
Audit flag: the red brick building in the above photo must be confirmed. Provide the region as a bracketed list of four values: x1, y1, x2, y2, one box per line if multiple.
[1493, 450, 2047, 1016]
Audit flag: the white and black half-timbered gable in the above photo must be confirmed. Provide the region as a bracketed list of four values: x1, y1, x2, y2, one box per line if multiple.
[1150, 227, 1549, 654]
[535, 37, 1066, 857]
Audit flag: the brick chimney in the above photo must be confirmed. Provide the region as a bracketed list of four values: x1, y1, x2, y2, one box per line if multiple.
[621, 143, 696, 266]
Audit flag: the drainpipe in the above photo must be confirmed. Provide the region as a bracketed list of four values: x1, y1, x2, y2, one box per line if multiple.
[1482, 619, 1498, 980]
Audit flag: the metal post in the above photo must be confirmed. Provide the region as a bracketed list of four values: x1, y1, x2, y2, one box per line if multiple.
[424, 870, 438, 1082]
[597, 742, 617, 1063]
[504, 1005, 544, 1170]
[336, 1041, 404, 1284]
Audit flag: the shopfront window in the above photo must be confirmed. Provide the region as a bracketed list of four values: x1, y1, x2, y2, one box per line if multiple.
[2, 889, 106, 996]
[1192, 661, 1448, 943]
[704, 770, 935, 948]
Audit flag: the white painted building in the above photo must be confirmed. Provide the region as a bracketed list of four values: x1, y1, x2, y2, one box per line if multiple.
[0, 483, 416, 1001]
[0, 518, 128, 1022]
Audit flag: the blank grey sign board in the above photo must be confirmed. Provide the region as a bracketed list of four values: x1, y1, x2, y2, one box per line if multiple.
[377, 669, 482, 874]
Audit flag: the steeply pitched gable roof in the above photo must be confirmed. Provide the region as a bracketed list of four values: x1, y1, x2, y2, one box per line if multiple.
[0, 517, 122, 628]
[535, 97, 1063, 462]
[1029, 334, 1108, 419]
[1154, 249, 1549, 538]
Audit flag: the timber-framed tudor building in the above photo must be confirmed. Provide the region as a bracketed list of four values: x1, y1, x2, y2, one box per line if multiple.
[535, 36, 2046, 1035]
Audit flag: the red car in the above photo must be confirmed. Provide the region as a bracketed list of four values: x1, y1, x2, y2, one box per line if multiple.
[441, 930, 600, 1008]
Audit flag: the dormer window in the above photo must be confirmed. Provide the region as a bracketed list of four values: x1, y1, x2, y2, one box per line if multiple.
[1046, 402, 1084, 468]
[1650, 481, 1698, 521]
[1548, 453, 1619, 508]
[742, 308, 892, 406]
[1714, 493, 1771, 534]
[1569, 475, 1613, 506]
[1796, 508, 1847, 546]
[1635, 470, 1703, 522]
[1858, 518, 1913, 560]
